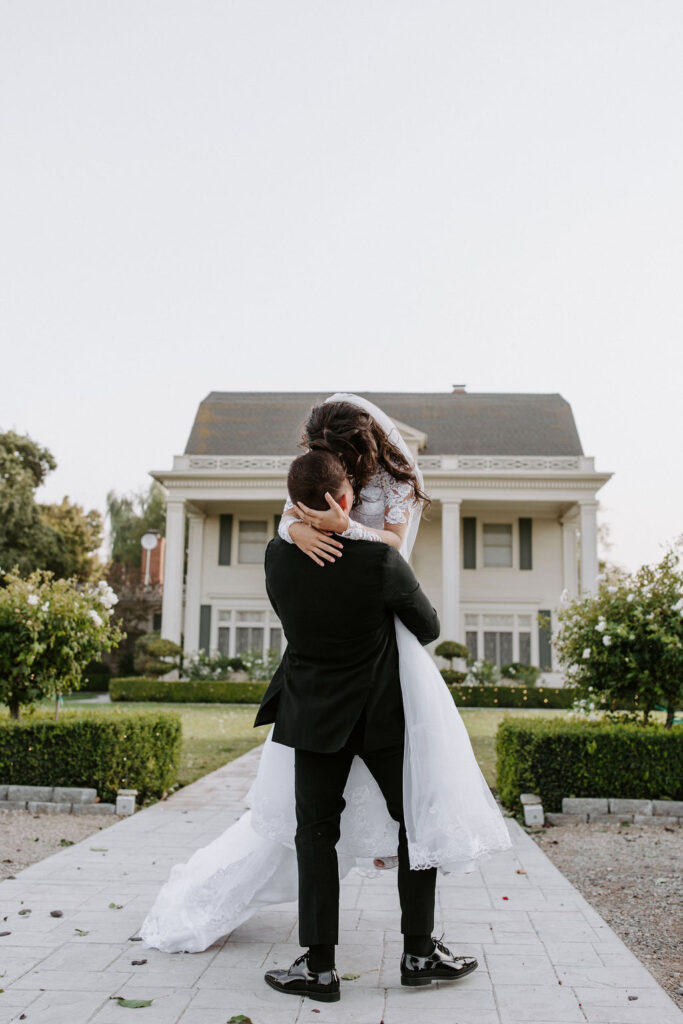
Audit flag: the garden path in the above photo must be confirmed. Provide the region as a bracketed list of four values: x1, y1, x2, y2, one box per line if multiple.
[0, 746, 680, 1024]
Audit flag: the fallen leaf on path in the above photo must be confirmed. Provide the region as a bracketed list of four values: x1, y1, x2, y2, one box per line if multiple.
[50, 910, 63, 917]
[110, 997, 153, 1008]
[341, 973, 360, 980]
[75, 928, 89, 936]
[109, 903, 123, 910]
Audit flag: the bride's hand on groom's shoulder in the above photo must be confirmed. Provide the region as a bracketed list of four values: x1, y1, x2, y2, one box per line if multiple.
[295, 494, 349, 535]
[288, 520, 344, 567]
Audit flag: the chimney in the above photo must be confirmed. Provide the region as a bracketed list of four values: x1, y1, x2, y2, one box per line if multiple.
[452, 384, 467, 393]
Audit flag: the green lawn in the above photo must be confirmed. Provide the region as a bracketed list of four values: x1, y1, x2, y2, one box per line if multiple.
[33, 698, 569, 790]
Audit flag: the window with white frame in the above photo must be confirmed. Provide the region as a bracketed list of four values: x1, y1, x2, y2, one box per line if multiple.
[216, 608, 283, 658]
[464, 612, 533, 666]
[482, 523, 513, 567]
[238, 520, 269, 563]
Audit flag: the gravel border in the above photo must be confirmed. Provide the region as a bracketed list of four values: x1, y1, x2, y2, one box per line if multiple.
[533, 818, 683, 1009]
[0, 808, 123, 880]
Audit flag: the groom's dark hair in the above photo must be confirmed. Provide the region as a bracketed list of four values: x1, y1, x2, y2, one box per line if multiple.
[287, 451, 347, 512]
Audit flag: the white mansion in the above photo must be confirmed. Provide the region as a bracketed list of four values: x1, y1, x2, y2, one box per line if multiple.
[152, 390, 612, 679]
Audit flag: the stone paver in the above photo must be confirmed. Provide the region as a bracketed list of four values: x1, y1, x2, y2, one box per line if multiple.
[0, 745, 680, 1024]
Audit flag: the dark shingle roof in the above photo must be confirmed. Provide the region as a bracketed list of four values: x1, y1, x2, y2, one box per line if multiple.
[184, 392, 584, 457]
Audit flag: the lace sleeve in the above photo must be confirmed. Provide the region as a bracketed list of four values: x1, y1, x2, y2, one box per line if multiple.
[338, 520, 383, 542]
[278, 496, 300, 544]
[377, 465, 416, 525]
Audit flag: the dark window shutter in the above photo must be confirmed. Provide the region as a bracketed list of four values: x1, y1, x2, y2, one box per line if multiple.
[538, 609, 552, 670]
[199, 605, 211, 652]
[273, 514, 281, 537]
[463, 517, 476, 569]
[218, 514, 233, 565]
[519, 518, 532, 570]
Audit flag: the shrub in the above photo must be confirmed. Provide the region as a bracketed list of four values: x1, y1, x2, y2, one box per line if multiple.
[434, 640, 470, 669]
[0, 568, 123, 718]
[81, 659, 112, 693]
[110, 678, 268, 703]
[441, 669, 467, 685]
[134, 631, 183, 677]
[450, 685, 577, 709]
[184, 650, 246, 681]
[0, 709, 182, 802]
[465, 659, 501, 686]
[495, 716, 683, 812]
[501, 663, 541, 687]
[555, 541, 683, 726]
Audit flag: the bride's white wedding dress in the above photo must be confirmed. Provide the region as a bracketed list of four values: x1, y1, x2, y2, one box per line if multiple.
[140, 393, 511, 954]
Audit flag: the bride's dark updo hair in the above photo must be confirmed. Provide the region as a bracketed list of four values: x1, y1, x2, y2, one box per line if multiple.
[301, 401, 430, 511]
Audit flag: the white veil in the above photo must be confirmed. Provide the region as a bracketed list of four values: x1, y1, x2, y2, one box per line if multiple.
[140, 393, 511, 954]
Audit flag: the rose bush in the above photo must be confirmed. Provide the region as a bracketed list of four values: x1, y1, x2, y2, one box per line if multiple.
[0, 567, 124, 718]
[554, 540, 683, 727]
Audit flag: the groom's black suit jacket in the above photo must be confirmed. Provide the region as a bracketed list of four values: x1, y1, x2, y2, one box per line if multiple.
[254, 537, 440, 754]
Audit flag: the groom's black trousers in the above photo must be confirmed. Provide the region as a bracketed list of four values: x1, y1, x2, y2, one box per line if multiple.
[294, 725, 436, 946]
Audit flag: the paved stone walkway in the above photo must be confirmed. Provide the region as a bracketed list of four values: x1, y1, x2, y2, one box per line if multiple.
[1, 746, 680, 1024]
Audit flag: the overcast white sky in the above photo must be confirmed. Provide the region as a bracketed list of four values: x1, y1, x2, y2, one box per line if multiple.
[2, 1, 682, 572]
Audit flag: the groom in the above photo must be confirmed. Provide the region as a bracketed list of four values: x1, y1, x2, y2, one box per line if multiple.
[254, 450, 478, 1003]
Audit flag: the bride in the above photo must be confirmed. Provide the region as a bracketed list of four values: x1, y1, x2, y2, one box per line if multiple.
[140, 392, 511, 954]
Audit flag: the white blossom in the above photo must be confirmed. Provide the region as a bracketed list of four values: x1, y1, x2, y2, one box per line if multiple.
[602, 634, 612, 647]
[41, 602, 49, 611]
[582, 647, 591, 659]
[607, 585, 617, 594]
[27, 593, 38, 606]
[88, 609, 103, 627]
[595, 619, 606, 632]
[673, 597, 683, 612]
[626, 593, 635, 603]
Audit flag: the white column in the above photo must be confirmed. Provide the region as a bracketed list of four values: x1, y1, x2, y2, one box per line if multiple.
[561, 513, 579, 598]
[441, 499, 462, 641]
[183, 511, 205, 656]
[579, 499, 599, 594]
[161, 499, 186, 645]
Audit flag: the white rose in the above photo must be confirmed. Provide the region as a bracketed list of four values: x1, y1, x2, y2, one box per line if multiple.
[626, 593, 634, 603]
[41, 602, 49, 611]
[88, 609, 103, 627]
[673, 597, 683, 612]
[27, 593, 38, 606]
[607, 585, 617, 594]
[595, 620, 606, 632]
[602, 635, 612, 647]
[582, 648, 591, 659]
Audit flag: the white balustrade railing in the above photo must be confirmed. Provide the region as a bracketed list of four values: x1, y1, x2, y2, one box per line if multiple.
[173, 453, 593, 474]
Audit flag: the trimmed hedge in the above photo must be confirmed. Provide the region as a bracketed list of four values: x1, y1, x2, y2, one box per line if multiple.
[0, 710, 182, 802]
[496, 717, 683, 812]
[110, 676, 578, 710]
[110, 678, 268, 703]
[449, 685, 578, 709]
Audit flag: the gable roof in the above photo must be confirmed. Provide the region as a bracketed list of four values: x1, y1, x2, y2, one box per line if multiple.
[184, 391, 584, 457]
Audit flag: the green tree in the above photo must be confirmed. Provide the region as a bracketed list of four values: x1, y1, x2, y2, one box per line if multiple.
[0, 568, 124, 718]
[38, 497, 104, 582]
[107, 481, 166, 567]
[0, 431, 103, 581]
[555, 539, 683, 727]
[0, 431, 57, 577]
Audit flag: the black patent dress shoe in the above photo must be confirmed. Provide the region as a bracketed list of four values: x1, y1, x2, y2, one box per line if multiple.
[401, 935, 479, 986]
[264, 951, 341, 1002]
